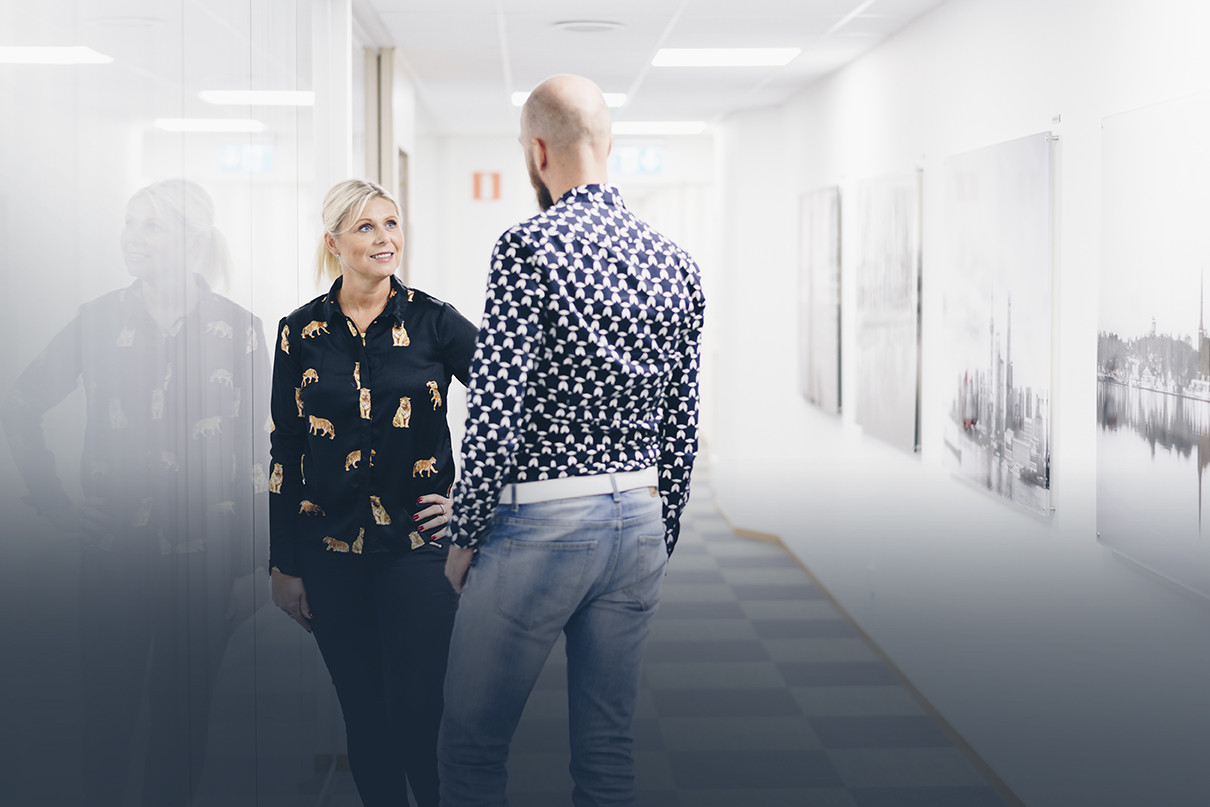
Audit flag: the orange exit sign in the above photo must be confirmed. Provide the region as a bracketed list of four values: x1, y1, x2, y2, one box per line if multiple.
[473, 172, 501, 200]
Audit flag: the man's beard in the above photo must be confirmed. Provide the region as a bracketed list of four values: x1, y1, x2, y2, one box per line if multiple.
[527, 155, 555, 211]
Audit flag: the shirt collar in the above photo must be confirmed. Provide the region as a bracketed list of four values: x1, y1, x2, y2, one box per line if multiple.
[322, 274, 410, 324]
[555, 183, 625, 209]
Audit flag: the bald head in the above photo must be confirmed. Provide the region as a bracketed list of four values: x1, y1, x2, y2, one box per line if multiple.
[521, 74, 612, 159]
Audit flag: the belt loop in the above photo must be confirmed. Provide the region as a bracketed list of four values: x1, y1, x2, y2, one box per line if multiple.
[510, 483, 519, 512]
[609, 472, 621, 503]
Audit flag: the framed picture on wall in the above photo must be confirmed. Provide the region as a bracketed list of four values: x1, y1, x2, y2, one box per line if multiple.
[799, 186, 841, 414]
[940, 132, 1054, 517]
[1099, 93, 1210, 598]
[852, 169, 922, 454]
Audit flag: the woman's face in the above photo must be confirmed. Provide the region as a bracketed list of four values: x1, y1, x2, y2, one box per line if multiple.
[328, 196, 403, 283]
[121, 195, 185, 279]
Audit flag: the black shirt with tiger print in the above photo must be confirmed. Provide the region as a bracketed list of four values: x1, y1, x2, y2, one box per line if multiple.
[268, 275, 477, 576]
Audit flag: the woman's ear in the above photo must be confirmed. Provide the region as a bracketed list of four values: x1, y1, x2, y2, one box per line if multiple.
[324, 232, 340, 258]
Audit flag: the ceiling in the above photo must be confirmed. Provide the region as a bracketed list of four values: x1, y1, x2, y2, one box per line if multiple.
[362, 0, 950, 137]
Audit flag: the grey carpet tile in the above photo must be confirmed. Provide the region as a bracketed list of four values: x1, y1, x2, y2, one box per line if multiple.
[649, 687, 806, 718]
[810, 715, 955, 749]
[666, 749, 846, 789]
[778, 661, 904, 687]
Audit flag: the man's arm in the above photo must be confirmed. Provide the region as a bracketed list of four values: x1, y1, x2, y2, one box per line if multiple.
[657, 266, 705, 556]
[448, 231, 545, 551]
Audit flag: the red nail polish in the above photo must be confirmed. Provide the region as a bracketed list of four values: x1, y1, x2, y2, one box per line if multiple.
[412, 514, 419, 521]
[418, 525, 425, 531]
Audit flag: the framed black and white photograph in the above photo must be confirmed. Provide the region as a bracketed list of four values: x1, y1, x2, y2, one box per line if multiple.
[799, 186, 841, 414]
[1099, 93, 1210, 598]
[852, 170, 921, 454]
[940, 132, 1054, 516]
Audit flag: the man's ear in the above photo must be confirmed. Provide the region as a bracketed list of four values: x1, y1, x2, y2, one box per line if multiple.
[531, 137, 549, 172]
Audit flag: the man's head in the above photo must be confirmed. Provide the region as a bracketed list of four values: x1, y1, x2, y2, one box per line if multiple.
[520, 75, 612, 210]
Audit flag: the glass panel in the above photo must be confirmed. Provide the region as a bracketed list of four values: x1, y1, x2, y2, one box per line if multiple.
[0, 1, 332, 803]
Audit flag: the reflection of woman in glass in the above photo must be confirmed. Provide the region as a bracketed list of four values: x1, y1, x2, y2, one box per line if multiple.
[268, 179, 476, 807]
[1, 179, 268, 806]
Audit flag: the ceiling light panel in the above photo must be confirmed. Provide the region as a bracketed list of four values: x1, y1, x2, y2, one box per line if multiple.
[154, 118, 266, 133]
[0, 46, 114, 64]
[200, 90, 315, 106]
[652, 48, 802, 67]
[613, 121, 708, 136]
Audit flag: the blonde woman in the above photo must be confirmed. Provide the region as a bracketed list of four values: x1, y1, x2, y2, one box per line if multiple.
[268, 179, 476, 806]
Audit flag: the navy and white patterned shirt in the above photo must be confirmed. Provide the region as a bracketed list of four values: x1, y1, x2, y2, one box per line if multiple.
[450, 184, 704, 554]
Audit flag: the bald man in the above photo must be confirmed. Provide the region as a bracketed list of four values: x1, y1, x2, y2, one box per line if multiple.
[439, 74, 705, 805]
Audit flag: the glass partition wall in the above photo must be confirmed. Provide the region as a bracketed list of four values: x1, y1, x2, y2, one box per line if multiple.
[0, 1, 351, 803]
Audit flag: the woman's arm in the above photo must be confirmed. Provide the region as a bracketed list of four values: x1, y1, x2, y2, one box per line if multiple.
[0, 315, 93, 526]
[267, 316, 308, 578]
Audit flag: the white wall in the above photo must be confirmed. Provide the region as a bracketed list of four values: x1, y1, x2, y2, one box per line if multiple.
[712, 1, 1210, 805]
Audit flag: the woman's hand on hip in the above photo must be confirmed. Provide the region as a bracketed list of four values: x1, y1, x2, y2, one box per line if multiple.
[414, 493, 453, 541]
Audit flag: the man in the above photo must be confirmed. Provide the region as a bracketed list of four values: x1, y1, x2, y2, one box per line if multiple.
[439, 74, 704, 806]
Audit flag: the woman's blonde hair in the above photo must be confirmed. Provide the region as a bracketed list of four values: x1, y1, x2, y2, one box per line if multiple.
[132, 179, 232, 289]
[314, 178, 402, 285]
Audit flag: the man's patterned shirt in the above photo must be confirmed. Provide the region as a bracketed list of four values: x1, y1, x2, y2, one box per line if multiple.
[450, 184, 704, 554]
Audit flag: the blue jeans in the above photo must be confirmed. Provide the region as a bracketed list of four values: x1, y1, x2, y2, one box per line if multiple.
[438, 485, 667, 806]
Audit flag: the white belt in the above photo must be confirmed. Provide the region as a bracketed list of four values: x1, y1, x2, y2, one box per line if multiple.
[500, 468, 658, 505]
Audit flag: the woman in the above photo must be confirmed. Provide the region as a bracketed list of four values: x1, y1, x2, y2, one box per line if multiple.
[1, 178, 267, 806]
[269, 178, 477, 806]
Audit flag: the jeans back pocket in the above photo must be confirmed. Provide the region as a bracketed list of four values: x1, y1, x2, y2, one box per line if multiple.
[495, 536, 597, 630]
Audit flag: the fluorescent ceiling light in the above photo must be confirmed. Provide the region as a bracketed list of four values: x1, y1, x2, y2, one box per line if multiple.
[0, 46, 113, 64]
[652, 48, 800, 67]
[201, 90, 315, 106]
[612, 121, 707, 136]
[512, 91, 626, 108]
[154, 118, 266, 133]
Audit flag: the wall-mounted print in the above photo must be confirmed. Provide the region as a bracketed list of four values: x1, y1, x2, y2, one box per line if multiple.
[853, 170, 921, 454]
[1099, 93, 1210, 598]
[940, 132, 1054, 516]
[799, 186, 841, 414]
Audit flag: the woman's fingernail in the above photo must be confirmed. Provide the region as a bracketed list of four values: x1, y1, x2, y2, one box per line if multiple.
[418, 525, 425, 531]
[412, 514, 419, 521]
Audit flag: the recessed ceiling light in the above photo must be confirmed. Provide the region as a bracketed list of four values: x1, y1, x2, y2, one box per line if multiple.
[154, 118, 266, 133]
[612, 121, 708, 136]
[201, 90, 316, 106]
[512, 91, 626, 108]
[87, 16, 165, 29]
[0, 46, 113, 64]
[554, 20, 624, 33]
[652, 48, 801, 67]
